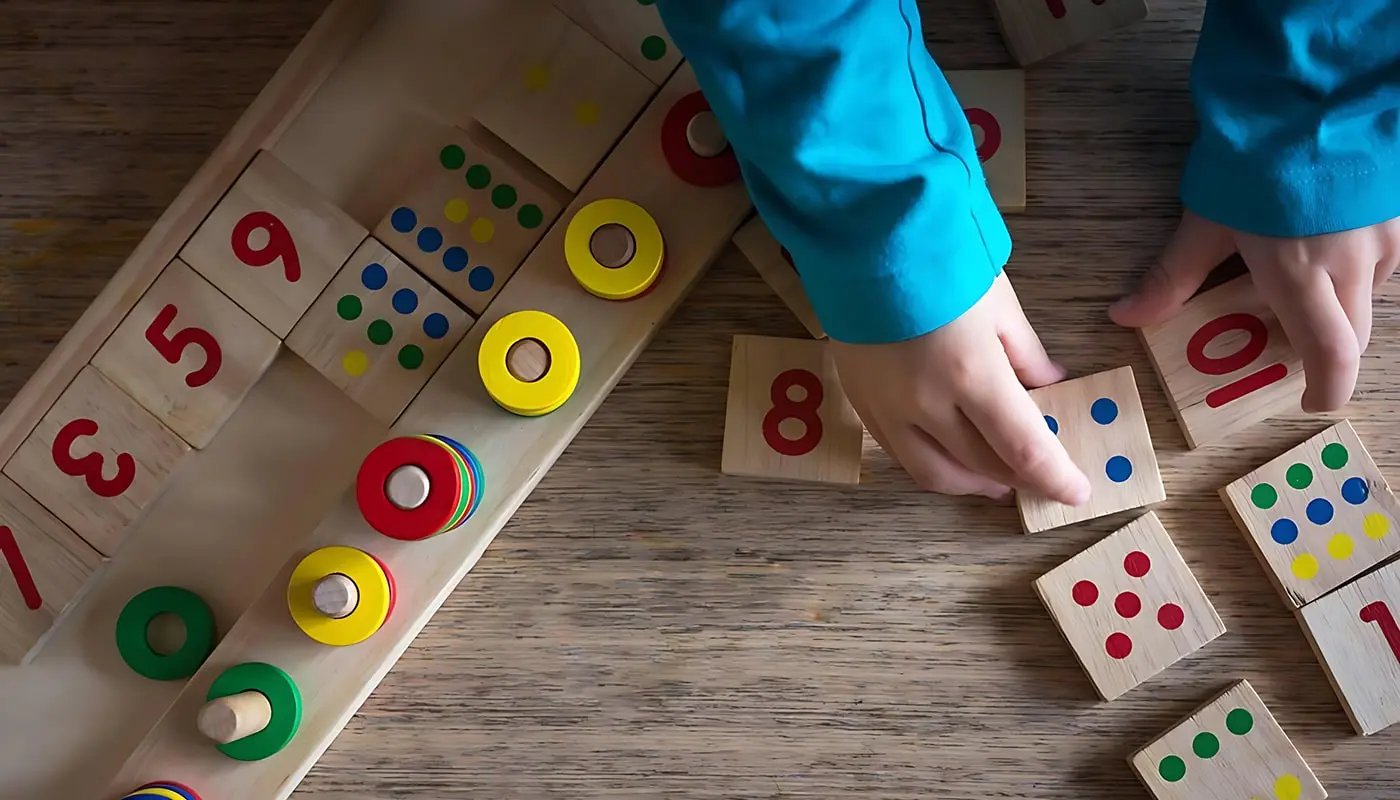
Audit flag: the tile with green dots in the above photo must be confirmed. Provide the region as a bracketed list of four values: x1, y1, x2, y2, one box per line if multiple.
[1221, 420, 1400, 608]
[1130, 679, 1325, 800]
[286, 238, 473, 425]
[551, 0, 682, 86]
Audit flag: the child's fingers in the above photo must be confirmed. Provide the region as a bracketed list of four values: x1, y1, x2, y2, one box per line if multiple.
[890, 423, 1010, 498]
[1109, 212, 1233, 328]
[1256, 266, 1359, 413]
[997, 294, 1067, 389]
[1331, 266, 1375, 352]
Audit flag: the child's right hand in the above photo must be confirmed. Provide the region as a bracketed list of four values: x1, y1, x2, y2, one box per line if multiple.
[829, 272, 1093, 505]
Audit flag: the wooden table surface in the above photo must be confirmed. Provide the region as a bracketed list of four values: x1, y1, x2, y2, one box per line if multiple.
[5, 2, 1400, 798]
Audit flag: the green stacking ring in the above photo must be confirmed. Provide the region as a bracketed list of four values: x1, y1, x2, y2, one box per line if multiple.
[206, 662, 302, 761]
[115, 586, 217, 681]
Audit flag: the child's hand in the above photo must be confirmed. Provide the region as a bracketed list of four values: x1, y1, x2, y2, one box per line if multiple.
[1111, 211, 1399, 413]
[829, 272, 1092, 504]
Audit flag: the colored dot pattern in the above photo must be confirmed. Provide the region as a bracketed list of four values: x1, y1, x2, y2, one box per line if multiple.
[641, 35, 667, 61]
[1044, 415, 1059, 435]
[1270, 519, 1298, 545]
[334, 262, 456, 377]
[1044, 398, 1133, 484]
[1069, 550, 1184, 661]
[1158, 706, 1255, 783]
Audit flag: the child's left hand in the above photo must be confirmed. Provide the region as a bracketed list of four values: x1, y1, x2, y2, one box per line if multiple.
[1109, 210, 1400, 413]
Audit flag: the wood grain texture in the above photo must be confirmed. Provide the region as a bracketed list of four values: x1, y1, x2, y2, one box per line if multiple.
[945, 69, 1027, 212]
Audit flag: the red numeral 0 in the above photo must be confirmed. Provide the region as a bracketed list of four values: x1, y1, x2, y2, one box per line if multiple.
[762, 369, 824, 456]
[52, 418, 135, 499]
[0, 526, 42, 610]
[232, 210, 301, 282]
[964, 107, 1002, 162]
[1361, 601, 1400, 664]
[145, 304, 222, 387]
[1186, 312, 1289, 409]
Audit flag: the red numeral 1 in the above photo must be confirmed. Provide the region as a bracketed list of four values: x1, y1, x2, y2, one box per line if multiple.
[1361, 601, 1400, 664]
[964, 107, 1002, 162]
[145, 304, 223, 387]
[231, 210, 301, 282]
[0, 526, 42, 610]
[52, 418, 135, 498]
[762, 369, 824, 456]
[1186, 313, 1289, 408]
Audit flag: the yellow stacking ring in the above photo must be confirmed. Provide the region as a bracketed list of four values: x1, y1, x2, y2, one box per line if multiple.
[563, 198, 664, 300]
[124, 790, 186, 800]
[287, 546, 393, 647]
[478, 310, 580, 416]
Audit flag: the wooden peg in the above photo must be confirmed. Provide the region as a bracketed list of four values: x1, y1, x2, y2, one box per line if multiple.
[312, 573, 359, 619]
[685, 111, 728, 157]
[197, 690, 272, 744]
[384, 465, 431, 511]
[589, 223, 636, 268]
[507, 339, 551, 383]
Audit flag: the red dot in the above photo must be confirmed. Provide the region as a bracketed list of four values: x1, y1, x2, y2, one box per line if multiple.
[1072, 580, 1099, 606]
[1124, 551, 1151, 578]
[1115, 591, 1141, 619]
[1158, 603, 1185, 630]
[1105, 632, 1133, 659]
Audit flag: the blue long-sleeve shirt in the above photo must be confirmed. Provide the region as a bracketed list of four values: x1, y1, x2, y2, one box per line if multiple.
[654, 0, 1400, 345]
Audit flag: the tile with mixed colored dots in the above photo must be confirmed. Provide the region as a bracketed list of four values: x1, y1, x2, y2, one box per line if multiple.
[1130, 679, 1326, 800]
[552, 0, 681, 86]
[1034, 512, 1225, 701]
[1018, 365, 1165, 534]
[286, 238, 473, 424]
[1220, 420, 1400, 609]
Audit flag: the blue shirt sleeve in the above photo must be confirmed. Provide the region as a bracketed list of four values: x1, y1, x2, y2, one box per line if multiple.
[654, 0, 1010, 345]
[1182, 0, 1400, 237]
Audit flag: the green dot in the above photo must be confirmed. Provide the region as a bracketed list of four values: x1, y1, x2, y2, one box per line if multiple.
[1252, 483, 1278, 510]
[641, 35, 667, 61]
[1158, 755, 1186, 782]
[336, 295, 362, 320]
[466, 164, 491, 189]
[492, 184, 517, 209]
[636, 0, 655, 5]
[439, 144, 465, 170]
[1323, 442, 1349, 470]
[398, 345, 424, 370]
[1226, 708, 1253, 736]
[1192, 732, 1220, 759]
[1286, 463, 1314, 490]
[518, 204, 543, 229]
[367, 319, 393, 346]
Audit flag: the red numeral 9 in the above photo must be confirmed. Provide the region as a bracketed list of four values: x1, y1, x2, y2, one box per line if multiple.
[232, 210, 301, 282]
[964, 107, 1002, 162]
[0, 526, 41, 610]
[51, 418, 135, 499]
[762, 369, 824, 456]
[1186, 312, 1289, 408]
[145, 304, 222, 387]
[1361, 601, 1400, 664]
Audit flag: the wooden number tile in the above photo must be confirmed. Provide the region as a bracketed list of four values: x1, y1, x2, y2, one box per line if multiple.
[1018, 365, 1165, 534]
[179, 150, 367, 337]
[287, 238, 473, 424]
[1221, 420, 1400, 609]
[721, 335, 862, 485]
[731, 214, 824, 339]
[991, 0, 1150, 66]
[91, 258, 280, 449]
[944, 70, 1026, 212]
[0, 475, 104, 665]
[552, 0, 682, 86]
[474, 6, 656, 191]
[1129, 679, 1326, 800]
[1034, 512, 1225, 701]
[2, 366, 191, 556]
[1140, 272, 1304, 449]
[372, 128, 569, 315]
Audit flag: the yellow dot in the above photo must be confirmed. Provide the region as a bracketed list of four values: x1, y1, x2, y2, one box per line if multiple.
[342, 350, 369, 377]
[1365, 513, 1391, 539]
[1291, 553, 1319, 580]
[1328, 533, 1355, 560]
[469, 217, 495, 243]
[444, 198, 469, 224]
[1274, 773, 1302, 800]
[524, 64, 549, 92]
[574, 101, 599, 125]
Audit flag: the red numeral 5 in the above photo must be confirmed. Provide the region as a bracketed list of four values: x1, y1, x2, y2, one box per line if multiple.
[52, 418, 135, 499]
[232, 210, 301, 282]
[145, 304, 222, 387]
[0, 527, 41, 610]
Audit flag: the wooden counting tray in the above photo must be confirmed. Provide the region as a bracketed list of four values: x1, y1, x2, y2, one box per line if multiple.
[0, 1, 749, 796]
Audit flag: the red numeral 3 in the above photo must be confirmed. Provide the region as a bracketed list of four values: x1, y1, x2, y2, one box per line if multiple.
[1186, 312, 1289, 408]
[232, 210, 301, 282]
[0, 526, 42, 610]
[145, 304, 223, 387]
[1361, 601, 1400, 664]
[762, 369, 824, 456]
[964, 107, 1002, 162]
[52, 418, 135, 498]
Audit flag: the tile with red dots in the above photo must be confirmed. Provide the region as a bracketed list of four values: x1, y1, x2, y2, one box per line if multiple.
[944, 70, 1025, 212]
[1018, 365, 1165, 534]
[721, 335, 863, 485]
[1140, 272, 1304, 448]
[990, 0, 1150, 66]
[731, 214, 825, 339]
[552, 0, 681, 86]
[1220, 420, 1400, 609]
[473, 6, 656, 191]
[1034, 511, 1225, 701]
[1129, 679, 1326, 800]
[286, 238, 473, 425]
[372, 127, 569, 316]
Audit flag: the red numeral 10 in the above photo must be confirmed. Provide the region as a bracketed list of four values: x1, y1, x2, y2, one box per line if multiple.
[1361, 601, 1400, 664]
[232, 210, 301, 282]
[51, 418, 135, 498]
[0, 526, 42, 610]
[145, 304, 223, 387]
[964, 107, 1002, 162]
[1186, 313, 1289, 409]
[1044, 0, 1107, 18]
[763, 369, 824, 457]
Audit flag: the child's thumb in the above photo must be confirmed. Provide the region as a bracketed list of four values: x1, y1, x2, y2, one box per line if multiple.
[1110, 213, 1233, 328]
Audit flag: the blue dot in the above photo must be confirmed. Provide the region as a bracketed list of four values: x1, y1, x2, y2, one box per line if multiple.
[443, 246, 469, 273]
[390, 207, 417, 233]
[392, 288, 419, 315]
[1271, 518, 1299, 545]
[360, 263, 388, 291]
[1045, 415, 1059, 435]
[423, 312, 450, 340]
[468, 265, 495, 292]
[1091, 398, 1119, 425]
[1106, 455, 1132, 483]
[417, 227, 443, 253]
[1343, 477, 1370, 505]
[1307, 498, 1334, 526]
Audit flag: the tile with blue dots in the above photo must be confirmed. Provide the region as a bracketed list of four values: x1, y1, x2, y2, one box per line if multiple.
[286, 238, 472, 424]
[373, 127, 568, 317]
[1019, 365, 1165, 534]
[1221, 419, 1400, 609]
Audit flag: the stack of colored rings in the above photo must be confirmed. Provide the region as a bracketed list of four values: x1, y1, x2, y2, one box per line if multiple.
[205, 662, 302, 762]
[356, 434, 485, 541]
[287, 545, 396, 646]
[122, 781, 202, 799]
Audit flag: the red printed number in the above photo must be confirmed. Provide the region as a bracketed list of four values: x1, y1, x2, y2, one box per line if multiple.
[964, 107, 1002, 162]
[1186, 313, 1289, 409]
[1361, 601, 1400, 664]
[231, 210, 301, 282]
[146, 304, 222, 387]
[1045, 0, 1107, 18]
[52, 419, 135, 498]
[0, 526, 42, 610]
[762, 369, 824, 457]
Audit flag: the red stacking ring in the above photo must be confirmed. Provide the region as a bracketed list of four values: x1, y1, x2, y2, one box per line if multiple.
[356, 436, 463, 541]
[660, 91, 742, 188]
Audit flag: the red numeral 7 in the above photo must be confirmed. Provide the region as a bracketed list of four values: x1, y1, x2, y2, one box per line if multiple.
[145, 304, 222, 387]
[0, 526, 42, 610]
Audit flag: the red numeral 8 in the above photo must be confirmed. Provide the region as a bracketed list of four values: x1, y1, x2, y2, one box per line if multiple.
[52, 418, 135, 498]
[232, 210, 301, 282]
[762, 369, 824, 456]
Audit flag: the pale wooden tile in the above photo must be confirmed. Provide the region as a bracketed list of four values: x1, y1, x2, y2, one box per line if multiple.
[731, 215, 825, 340]
[721, 335, 862, 485]
[552, 0, 681, 86]
[1139, 272, 1304, 448]
[944, 69, 1026, 212]
[1129, 679, 1326, 800]
[180, 149, 367, 337]
[1017, 365, 1165, 534]
[991, 0, 1150, 66]
[1034, 511, 1225, 701]
[1, 366, 191, 556]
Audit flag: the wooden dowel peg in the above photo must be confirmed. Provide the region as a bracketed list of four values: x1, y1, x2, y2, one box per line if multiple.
[312, 573, 359, 619]
[197, 690, 272, 744]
